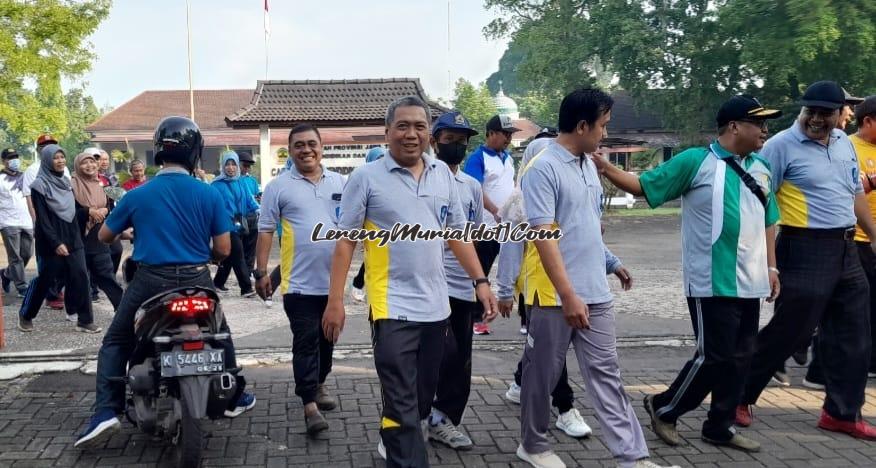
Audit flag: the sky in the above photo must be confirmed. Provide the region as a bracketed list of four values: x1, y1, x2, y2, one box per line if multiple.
[73, 0, 510, 108]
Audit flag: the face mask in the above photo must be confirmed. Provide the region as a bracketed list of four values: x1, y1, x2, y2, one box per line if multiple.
[436, 142, 468, 165]
[6, 158, 21, 172]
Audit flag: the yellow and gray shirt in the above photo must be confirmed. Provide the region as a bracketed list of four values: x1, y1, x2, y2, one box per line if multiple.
[338, 153, 466, 322]
[520, 141, 611, 306]
[765, 123, 862, 229]
[258, 164, 345, 296]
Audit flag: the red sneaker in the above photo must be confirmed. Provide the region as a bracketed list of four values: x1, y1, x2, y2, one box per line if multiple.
[735, 404, 753, 427]
[472, 322, 491, 335]
[818, 410, 876, 440]
[46, 299, 64, 310]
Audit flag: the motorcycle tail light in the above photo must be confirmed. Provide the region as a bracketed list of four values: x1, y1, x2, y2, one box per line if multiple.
[182, 340, 204, 351]
[166, 297, 214, 321]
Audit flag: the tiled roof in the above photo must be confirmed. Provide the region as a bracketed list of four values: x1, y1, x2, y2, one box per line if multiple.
[226, 79, 449, 127]
[86, 89, 254, 132]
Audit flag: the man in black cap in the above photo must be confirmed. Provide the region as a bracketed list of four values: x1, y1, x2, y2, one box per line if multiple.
[594, 94, 782, 451]
[463, 114, 520, 335]
[736, 81, 876, 440]
[237, 150, 260, 276]
[0, 148, 34, 298]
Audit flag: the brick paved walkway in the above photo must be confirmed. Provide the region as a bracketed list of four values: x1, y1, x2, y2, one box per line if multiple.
[1, 350, 875, 468]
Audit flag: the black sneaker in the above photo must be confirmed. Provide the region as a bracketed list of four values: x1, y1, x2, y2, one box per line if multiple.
[1, 269, 10, 294]
[91, 293, 101, 303]
[215, 285, 230, 293]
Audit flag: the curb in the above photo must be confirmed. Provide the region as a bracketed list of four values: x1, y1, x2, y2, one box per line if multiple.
[0, 335, 694, 380]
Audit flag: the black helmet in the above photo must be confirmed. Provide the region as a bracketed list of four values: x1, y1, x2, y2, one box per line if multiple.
[237, 150, 255, 164]
[153, 116, 204, 172]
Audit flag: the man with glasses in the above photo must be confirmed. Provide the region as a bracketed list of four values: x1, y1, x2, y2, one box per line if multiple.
[594, 95, 782, 451]
[736, 81, 876, 440]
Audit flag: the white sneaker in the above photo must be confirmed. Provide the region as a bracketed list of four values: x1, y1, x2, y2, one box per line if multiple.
[626, 460, 681, 468]
[352, 287, 366, 302]
[516, 444, 565, 468]
[555, 408, 592, 438]
[65, 313, 77, 322]
[519, 326, 528, 335]
[264, 297, 273, 308]
[428, 417, 473, 450]
[506, 382, 521, 404]
[377, 437, 386, 459]
[802, 378, 825, 391]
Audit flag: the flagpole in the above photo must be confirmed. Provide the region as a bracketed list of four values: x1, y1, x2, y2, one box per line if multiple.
[264, 0, 270, 79]
[186, 0, 195, 121]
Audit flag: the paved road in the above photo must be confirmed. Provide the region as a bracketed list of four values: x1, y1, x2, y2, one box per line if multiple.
[2, 214, 710, 356]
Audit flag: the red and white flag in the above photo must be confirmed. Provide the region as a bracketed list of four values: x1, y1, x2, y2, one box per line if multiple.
[263, 0, 270, 37]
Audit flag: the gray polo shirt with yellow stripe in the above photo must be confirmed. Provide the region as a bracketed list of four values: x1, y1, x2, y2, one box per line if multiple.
[258, 164, 345, 296]
[338, 152, 466, 322]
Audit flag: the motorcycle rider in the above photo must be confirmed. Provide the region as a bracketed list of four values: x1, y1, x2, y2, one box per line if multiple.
[75, 116, 255, 449]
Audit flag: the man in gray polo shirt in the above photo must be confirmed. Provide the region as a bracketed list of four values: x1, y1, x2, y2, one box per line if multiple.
[737, 81, 876, 440]
[425, 111, 485, 451]
[255, 124, 345, 436]
[518, 88, 676, 468]
[322, 96, 498, 468]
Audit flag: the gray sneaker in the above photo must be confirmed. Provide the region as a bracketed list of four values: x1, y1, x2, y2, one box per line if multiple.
[18, 316, 33, 332]
[702, 432, 761, 452]
[428, 418, 473, 450]
[76, 323, 102, 334]
[644, 394, 681, 446]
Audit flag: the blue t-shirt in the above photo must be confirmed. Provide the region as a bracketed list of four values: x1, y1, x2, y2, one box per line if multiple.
[240, 174, 261, 214]
[105, 169, 232, 265]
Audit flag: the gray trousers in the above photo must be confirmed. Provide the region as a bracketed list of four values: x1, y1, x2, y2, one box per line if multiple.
[1, 227, 33, 291]
[520, 302, 649, 466]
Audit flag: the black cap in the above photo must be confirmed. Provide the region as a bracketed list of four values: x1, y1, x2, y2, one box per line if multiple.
[486, 114, 520, 133]
[534, 126, 558, 140]
[238, 151, 255, 164]
[843, 88, 864, 106]
[716, 95, 782, 127]
[1, 148, 18, 159]
[799, 81, 846, 110]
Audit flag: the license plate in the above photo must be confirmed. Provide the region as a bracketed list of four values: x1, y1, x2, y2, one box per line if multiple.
[159, 349, 225, 377]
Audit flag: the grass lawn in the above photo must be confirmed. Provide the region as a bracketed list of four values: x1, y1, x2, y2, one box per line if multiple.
[604, 207, 681, 217]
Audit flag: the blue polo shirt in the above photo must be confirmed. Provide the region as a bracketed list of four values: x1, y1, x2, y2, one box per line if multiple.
[105, 168, 232, 265]
[764, 123, 862, 229]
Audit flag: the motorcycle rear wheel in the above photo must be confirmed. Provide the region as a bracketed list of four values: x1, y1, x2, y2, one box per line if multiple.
[173, 396, 203, 467]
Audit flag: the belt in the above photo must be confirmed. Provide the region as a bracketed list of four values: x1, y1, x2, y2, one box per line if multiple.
[780, 226, 856, 240]
[138, 263, 208, 274]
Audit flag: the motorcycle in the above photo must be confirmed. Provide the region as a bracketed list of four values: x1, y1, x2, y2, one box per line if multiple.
[122, 286, 239, 466]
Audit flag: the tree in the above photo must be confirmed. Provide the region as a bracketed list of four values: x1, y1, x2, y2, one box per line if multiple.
[484, 0, 876, 141]
[451, 79, 498, 148]
[58, 88, 100, 160]
[0, 0, 111, 147]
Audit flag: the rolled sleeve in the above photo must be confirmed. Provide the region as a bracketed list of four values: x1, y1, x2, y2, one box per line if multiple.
[521, 164, 556, 227]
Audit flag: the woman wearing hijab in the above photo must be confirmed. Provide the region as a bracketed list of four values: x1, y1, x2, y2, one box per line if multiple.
[72, 151, 124, 310]
[211, 150, 258, 297]
[18, 144, 100, 333]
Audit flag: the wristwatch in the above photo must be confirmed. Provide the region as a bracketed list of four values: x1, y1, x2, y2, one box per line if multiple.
[253, 269, 267, 280]
[472, 277, 491, 288]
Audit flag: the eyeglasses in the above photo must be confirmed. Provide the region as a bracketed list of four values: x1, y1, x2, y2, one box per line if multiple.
[736, 119, 769, 131]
